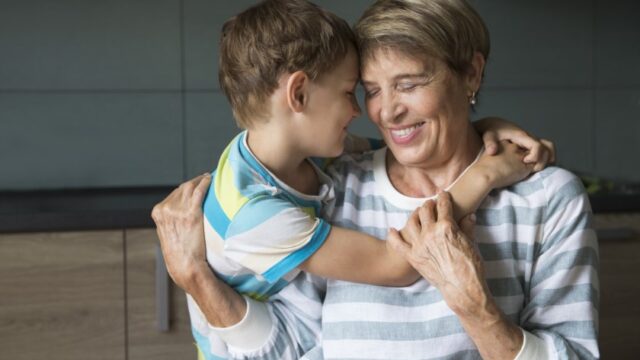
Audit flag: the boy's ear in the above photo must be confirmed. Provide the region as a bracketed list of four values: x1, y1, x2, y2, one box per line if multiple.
[286, 71, 309, 113]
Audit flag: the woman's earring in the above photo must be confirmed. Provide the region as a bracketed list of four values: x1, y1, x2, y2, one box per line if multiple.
[469, 91, 477, 105]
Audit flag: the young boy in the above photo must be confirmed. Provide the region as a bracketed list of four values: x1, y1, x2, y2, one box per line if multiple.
[190, 0, 540, 357]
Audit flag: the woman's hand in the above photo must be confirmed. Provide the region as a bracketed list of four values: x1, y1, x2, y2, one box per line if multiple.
[151, 173, 212, 294]
[389, 192, 491, 317]
[474, 117, 556, 172]
[474, 140, 534, 189]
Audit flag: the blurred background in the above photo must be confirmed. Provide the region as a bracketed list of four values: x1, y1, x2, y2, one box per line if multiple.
[0, 1, 639, 359]
[1, 0, 639, 190]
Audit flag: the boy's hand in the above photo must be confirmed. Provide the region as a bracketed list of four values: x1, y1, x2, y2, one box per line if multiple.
[473, 117, 556, 172]
[474, 140, 533, 189]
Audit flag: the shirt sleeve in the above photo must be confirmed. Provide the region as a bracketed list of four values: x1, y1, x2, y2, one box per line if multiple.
[519, 168, 599, 359]
[225, 195, 331, 283]
[208, 272, 327, 359]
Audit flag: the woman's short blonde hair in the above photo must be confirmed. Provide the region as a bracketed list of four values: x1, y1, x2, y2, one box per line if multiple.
[355, 0, 490, 78]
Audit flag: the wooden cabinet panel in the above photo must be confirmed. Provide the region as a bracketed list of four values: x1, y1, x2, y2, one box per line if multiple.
[0, 231, 125, 360]
[594, 213, 640, 359]
[125, 229, 196, 360]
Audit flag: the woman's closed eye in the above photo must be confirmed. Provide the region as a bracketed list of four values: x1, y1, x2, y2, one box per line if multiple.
[364, 88, 380, 98]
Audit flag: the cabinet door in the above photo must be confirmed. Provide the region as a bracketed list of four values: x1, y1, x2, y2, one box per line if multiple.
[594, 213, 640, 358]
[125, 229, 196, 360]
[0, 231, 125, 360]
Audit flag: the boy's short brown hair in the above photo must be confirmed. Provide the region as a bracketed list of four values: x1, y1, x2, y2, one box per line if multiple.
[219, 0, 356, 129]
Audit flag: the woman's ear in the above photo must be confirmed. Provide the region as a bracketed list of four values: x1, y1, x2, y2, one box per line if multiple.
[286, 71, 309, 113]
[465, 51, 486, 93]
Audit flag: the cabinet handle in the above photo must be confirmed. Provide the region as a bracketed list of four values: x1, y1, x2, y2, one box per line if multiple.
[155, 244, 170, 332]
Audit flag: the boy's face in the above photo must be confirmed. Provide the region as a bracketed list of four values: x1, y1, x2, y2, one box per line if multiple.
[299, 47, 361, 157]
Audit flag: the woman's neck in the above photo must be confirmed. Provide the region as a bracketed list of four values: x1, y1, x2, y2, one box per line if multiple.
[386, 123, 483, 198]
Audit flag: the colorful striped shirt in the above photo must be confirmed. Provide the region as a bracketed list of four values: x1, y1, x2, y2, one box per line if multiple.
[188, 131, 336, 359]
[213, 148, 599, 359]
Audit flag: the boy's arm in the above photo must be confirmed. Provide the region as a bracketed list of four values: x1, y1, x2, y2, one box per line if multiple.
[448, 141, 533, 221]
[299, 226, 420, 287]
[473, 117, 556, 171]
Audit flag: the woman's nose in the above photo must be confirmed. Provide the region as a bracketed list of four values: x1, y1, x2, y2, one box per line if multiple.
[380, 92, 400, 123]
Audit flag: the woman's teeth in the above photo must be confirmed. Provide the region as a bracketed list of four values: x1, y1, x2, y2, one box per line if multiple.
[391, 123, 424, 137]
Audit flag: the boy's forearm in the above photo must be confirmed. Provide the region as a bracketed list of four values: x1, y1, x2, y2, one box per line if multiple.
[448, 165, 494, 221]
[300, 227, 418, 287]
[188, 264, 247, 327]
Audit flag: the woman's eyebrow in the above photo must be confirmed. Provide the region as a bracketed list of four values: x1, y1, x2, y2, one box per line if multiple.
[361, 72, 431, 86]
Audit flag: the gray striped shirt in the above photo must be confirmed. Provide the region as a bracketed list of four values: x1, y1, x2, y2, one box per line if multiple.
[219, 148, 599, 360]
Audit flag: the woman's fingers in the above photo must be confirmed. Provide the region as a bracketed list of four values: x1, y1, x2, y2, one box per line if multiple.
[192, 173, 212, 206]
[387, 228, 412, 258]
[435, 192, 454, 222]
[419, 200, 436, 226]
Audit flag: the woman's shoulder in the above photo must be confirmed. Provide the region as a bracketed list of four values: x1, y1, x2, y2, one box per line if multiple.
[524, 166, 590, 215]
[488, 166, 587, 210]
[534, 166, 586, 195]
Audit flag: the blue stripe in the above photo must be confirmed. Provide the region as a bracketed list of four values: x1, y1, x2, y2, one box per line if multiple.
[323, 315, 466, 340]
[237, 132, 278, 187]
[191, 327, 227, 360]
[217, 273, 290, 299]
[202, 175, 231, 236]
[262, 220, 331, 283]
[224, 196, 292, 237]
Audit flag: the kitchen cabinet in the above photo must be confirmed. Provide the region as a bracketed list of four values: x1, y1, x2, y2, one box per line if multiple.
[0, 229, 194, 360]
[595, 213, 640, 359]
[0, 231, 126, 360]
[1, 213, 639, 358]
[126, 229, 195, 360]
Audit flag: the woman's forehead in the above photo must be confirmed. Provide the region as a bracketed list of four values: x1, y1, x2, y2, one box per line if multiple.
[361, 49, 442, 79]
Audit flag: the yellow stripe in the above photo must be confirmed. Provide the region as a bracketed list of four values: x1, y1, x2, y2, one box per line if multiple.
[215, 138, 249, 220]
[196, 343, 205, 360]
[300, 206, 316, 218]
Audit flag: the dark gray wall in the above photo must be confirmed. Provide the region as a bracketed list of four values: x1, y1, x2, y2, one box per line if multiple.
[1, 0, 639, 190]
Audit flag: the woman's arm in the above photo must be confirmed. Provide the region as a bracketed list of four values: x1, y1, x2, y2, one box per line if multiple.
[387, 193, 524, 359]
[152, 175, 324, 359]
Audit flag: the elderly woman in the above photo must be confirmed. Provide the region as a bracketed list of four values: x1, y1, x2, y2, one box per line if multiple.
[153, 0, 598, 359]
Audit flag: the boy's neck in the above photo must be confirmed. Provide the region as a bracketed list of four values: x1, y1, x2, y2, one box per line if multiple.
[245, 126, 319, 195]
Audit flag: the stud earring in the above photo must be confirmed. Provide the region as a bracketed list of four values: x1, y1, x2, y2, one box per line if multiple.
[470, 91, 477, 105]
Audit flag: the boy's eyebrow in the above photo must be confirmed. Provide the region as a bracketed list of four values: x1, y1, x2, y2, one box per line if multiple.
[361, 72, 432, 86]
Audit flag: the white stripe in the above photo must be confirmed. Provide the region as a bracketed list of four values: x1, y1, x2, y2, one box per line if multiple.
[537, 229, 597, 267]
[480, 186, 547, 209]
[323, 334, 476, 359]
[339, 203, 411, 228]
[323, 301, 452, 323]
[225, 207, 319, 274]
[527, 301, 597, 324]
[475, 223, 540, 245]
[531, 266, 599, 294]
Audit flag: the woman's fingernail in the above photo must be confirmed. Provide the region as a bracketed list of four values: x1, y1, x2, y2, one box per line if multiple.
[469, 213, 477, 223]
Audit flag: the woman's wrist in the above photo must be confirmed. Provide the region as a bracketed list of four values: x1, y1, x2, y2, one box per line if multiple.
[454, 293, 524, 359]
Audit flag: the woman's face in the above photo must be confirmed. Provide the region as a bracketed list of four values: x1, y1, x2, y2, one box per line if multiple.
[361, 49, 473, 168]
